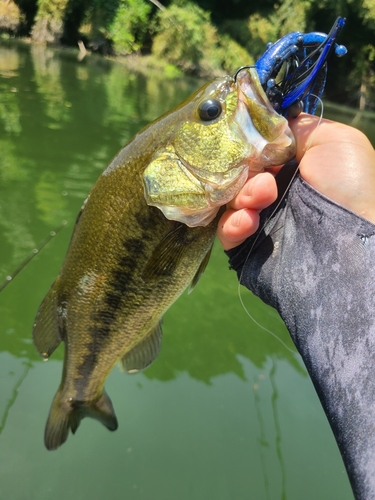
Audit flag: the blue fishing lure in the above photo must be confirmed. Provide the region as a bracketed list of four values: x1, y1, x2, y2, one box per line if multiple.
[236, 17, 347, 116]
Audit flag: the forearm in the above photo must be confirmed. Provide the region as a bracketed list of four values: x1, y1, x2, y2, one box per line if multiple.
[227, 169, 375, 500]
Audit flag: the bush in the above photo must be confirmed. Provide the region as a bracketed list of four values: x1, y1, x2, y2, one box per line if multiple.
[152, 1, 252, 75]
[31, 0, 69, 43]
[108, 0, 151, 55]
[213, 34, 254, 74]
[0, 0, 24, 33]
[247, 0, 311, 59]
[152, 2, 218, 74]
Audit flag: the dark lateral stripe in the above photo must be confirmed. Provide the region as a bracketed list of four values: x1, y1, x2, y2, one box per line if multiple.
[74, 206, 171, 383]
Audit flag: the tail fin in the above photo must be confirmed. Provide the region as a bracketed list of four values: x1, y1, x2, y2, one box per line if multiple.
[44, 389, 118, 450]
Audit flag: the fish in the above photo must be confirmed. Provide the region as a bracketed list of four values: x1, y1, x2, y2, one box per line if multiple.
[32, 67, 295, 450]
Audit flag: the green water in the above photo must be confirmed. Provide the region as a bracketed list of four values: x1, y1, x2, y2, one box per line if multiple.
[0, 40, 374, 500]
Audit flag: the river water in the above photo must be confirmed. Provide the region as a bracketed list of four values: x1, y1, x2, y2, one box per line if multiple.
[0, 39, 374, 500]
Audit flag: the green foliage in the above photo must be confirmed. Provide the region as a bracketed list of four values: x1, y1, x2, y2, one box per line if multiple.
[349, 44, 375, 109]
[363, 0, 375, 23]
[212, 34, 254, 74]
[34, 0, 68, 20]
[247, 0, 312, 58]
[31, 0, 69, 42]
[219, 18, 252, 49]
[108, 0, 151, 55]
[80, 0, 120, 47]
[163, 64, 183, 78]
[152, 1, 252, 75]
[0, 0, 24, 33]
[152, 2, 217, 73]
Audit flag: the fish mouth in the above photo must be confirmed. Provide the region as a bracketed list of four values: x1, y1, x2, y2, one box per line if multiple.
[234, 67, 296, 169]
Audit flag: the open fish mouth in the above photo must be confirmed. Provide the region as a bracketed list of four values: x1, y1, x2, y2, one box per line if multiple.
[234, 67, 295, 169]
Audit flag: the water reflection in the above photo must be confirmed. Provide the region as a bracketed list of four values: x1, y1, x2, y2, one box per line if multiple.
[134, 238, 303, 386]
[103, 64, 142, 140]
[270, 360, 287, 500]
[0, 46, 21, 134]
[0, 89, 21, 134]
[0, 45, 20, 78]
[253, 371, 271, 499]
[31, 45, 71, 126]
[0, 360, 31, 436]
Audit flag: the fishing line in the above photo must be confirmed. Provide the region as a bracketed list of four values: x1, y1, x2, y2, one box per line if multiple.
[237, 98, 324, 354]
[0, 220, 68, 292]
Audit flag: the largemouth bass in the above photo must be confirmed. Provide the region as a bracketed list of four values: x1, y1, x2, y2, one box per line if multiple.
[33, 68, 295, 450]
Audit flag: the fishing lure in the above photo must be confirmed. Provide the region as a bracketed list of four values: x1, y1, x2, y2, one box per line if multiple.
[235, 17, 347, 116]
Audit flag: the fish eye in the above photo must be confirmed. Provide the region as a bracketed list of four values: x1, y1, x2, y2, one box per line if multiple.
[197, 99, 222, 121]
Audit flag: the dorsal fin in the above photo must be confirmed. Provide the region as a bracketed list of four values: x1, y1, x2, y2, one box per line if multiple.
[121, 321, 163, 373]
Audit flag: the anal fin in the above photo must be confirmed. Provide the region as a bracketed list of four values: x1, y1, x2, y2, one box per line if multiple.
[121, 320, 163, 373]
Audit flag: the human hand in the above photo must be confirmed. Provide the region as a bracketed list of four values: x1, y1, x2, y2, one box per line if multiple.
[217, 114, 375, 250]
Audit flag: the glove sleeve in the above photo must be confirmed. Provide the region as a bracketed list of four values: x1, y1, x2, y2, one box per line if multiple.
[226, 165, 375, 500]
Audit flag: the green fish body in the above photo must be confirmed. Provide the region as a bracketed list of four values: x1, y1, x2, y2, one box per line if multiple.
[33, 68, 295, 450]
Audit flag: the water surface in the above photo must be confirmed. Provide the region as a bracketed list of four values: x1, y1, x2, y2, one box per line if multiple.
[1, 40, 374, 500]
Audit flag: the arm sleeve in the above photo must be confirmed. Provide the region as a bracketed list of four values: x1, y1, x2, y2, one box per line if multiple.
[226, 163, 375, 500]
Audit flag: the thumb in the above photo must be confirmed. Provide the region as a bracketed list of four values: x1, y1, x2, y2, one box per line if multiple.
[288, 114, 375, 223]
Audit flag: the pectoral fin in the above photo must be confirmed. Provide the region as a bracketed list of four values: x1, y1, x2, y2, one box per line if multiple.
[142, 224, 188, 280]
[121, 320, 163, 373]
[188, 243, 213, 293]
[33, 279, 63, 359]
